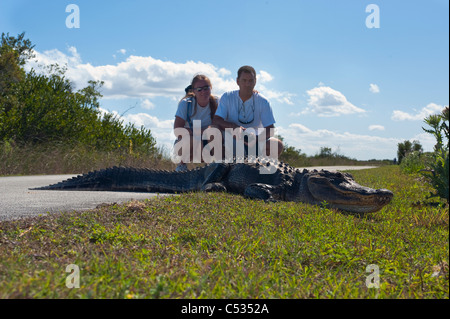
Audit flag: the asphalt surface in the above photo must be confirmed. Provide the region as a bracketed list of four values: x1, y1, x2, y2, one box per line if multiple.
[0, 174, 167, 221]
[0, 166, 377, 222]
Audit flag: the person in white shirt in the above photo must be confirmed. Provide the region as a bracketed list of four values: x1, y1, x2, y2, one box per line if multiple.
[213, 65, 283, 159]
[173, 74, 219, 171]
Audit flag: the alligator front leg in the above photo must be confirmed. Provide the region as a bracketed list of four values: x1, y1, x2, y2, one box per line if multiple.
[244, 183, 278, 202]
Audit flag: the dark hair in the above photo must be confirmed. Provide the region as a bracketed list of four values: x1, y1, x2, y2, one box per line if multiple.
[180, 74, 217, 120]
[237, 65, 256, 79]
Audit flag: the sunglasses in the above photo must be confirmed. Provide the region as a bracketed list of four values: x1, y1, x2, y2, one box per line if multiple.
[193, 86, 211, 92]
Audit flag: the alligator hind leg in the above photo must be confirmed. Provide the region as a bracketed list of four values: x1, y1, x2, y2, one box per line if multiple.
[244, 183, 277, 202]
[201, 182, 227, 192]
[200, 163, 230, 192]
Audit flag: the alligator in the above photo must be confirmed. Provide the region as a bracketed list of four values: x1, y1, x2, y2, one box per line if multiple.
[32, 158, 393, 214]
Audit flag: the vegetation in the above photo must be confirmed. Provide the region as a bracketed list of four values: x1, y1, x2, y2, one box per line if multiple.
[400, 107, 449, 202]
[400, 151, 431, 174]
[0, 166, 448, 299]
[0, 32, 158, 173]
[420, 107, 449, 202]
[397, 140, 423, 165]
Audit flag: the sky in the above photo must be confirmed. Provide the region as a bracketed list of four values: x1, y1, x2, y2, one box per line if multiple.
[1, 0, 448, 160]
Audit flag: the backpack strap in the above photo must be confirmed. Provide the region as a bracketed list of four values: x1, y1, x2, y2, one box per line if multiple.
[185, 97, 195, 128]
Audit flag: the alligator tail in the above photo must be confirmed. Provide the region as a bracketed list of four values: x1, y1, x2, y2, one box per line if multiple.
[31, 166, 205, 193]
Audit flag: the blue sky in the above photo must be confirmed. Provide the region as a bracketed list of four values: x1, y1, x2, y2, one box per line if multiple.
[1, 0, 448, 160]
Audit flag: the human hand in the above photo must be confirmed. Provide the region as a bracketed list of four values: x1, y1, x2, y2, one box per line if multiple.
[237, 126, 246, 140]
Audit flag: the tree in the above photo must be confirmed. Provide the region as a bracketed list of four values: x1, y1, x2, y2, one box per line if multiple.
[422, 107, 449, 153]
[0, 32, 34, 93]
[1, 32, 35, 65]
[397, 140, 423, 164]
[0, 32, 36, 117]
[317, 147, 333, 158]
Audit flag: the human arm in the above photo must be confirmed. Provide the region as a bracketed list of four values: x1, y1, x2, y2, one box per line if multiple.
[263, 124, 275, 140]
[174, 116, 193, 133]
[174, 99, 194, 139]
[213, 93, 246, 132]
[212, 115, 243, 131]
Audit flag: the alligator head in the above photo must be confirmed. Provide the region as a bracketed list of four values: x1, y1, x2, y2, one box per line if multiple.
[295, 170, 393, 213]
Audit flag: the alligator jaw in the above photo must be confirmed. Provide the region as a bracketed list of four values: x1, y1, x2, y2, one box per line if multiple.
[306, 173, 394, 213]
[325, 190, 394, 213]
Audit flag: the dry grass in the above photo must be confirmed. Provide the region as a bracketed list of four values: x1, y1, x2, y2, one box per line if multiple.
[0, 142, 174, 176]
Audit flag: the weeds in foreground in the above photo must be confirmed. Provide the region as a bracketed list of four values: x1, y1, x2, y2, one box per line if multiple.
[0, 166, 448, 298]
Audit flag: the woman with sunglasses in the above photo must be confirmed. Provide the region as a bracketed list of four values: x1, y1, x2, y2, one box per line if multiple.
[173, 74, 218, 171]
[213, 65, 283, 160]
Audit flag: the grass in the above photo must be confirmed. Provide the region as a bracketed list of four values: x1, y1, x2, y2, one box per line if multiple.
[0, 166, 448, 299]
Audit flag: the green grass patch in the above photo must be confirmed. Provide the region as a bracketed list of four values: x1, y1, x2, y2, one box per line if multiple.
[0, 166, 448, 298]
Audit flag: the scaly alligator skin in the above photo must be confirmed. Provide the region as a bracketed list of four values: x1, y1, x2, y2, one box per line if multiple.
[32, 158, 393, 213]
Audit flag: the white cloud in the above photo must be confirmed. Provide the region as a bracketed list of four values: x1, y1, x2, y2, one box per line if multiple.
[99, 107, 172, 129]
[25, 47, 294, 106]
[141, 99, 155, 110]
[123, 113, 173, 129]
[113, 49, 127, 59]
[218, 68, 231, 77]
[26, 48, 237, 99]
[28, 46, 81, 69]
[289, 123, 312, 133]
[369, 125, 385, 131]
[369, 83, 380, 93]
[257, 70, 273, 83]
[391, 103, 446, 121]
[258, 84, 295, 105]
[303, 86, 366, 117]
[254, 71, 295, 105]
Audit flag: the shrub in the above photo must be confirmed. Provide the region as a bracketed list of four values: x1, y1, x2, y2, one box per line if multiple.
[400, 151, 429, 174]
[421, 107, 449, 202]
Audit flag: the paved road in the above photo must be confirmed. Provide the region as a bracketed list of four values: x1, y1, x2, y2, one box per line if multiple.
[0, 166, 377, 222]
[0, 175, 167, 221]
